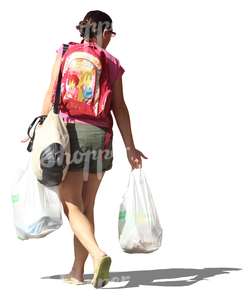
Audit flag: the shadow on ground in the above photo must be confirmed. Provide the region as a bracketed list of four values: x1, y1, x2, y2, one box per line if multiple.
[41, 267, 241, 289]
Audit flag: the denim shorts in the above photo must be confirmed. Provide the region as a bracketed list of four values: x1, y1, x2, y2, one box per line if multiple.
[63, 121, 113, 173]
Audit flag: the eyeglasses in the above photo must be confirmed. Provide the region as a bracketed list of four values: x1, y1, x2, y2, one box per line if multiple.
[105, 29, 116, 37]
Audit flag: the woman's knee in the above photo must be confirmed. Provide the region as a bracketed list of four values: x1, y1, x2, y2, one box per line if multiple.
[58, 171, 83, 214]
[58, 170, 83, 197]
[59, 186, 82, 214]
[59, 187, 81, 206]
[62, 199, 83, 218]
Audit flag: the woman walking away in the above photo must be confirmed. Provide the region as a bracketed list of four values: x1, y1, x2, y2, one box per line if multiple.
[40, 10, 148, 288]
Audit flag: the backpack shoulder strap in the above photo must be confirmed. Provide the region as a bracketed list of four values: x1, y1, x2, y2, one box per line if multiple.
[62, 43, 69, 54]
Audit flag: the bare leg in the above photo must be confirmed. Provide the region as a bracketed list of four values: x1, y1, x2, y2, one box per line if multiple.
[58, 171, 107, 282]
[68, 172, 104, 281]
[69, 209, 95, 281]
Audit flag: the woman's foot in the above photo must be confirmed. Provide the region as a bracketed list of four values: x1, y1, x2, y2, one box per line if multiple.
[63, 271, 84, 285]
[92, 251, 108, 272]
[91, 253, 112, 288]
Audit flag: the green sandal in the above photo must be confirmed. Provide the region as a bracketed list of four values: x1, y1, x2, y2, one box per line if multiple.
[91, 255, 112, 288]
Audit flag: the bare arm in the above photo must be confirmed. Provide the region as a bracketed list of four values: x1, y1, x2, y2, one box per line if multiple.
[21, 51, 62, 143]
[111, 77, 148, 168]
[111, 77, 136, 150]
[41, 51, 62, 115]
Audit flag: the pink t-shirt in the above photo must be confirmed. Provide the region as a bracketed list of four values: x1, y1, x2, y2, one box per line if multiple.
[55, 41, 125, 129]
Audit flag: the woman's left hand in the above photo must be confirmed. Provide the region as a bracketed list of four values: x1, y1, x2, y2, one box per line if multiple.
[20, 136, 30, 143]
[20, 124, 42, 143]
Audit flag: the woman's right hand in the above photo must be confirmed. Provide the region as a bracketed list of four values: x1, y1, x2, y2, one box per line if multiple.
[126, 146, 148, 169]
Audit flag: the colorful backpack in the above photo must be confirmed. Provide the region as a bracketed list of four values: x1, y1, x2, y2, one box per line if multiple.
[58, 41, 112, 123]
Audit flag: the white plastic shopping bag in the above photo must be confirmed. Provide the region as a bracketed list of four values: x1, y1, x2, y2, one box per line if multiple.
[11, 154, 63, 240]
[118, 167, 163, 253]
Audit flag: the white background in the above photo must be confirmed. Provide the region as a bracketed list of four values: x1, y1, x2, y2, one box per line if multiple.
[0, 0, 249, 299]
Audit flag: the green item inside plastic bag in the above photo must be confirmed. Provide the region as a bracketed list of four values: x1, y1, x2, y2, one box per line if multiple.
[11, 194, 19, 204]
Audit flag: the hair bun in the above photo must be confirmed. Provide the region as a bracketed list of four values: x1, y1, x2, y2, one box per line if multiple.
[76, 20, 98, 38]
[76, 20, 87, 37]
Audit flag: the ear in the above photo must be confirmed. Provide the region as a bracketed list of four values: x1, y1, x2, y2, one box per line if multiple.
[103, 30, 109, 38]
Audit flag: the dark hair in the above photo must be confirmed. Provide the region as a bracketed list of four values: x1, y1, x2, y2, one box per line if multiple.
[76, 10, 113, 42]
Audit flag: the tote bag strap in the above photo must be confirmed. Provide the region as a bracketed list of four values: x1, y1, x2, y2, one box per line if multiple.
[26, 115, 47, 152]
[26, 43, 69, 152]
[53, 43, 69, 114]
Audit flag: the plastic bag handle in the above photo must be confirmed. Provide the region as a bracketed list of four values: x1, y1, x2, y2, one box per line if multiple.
[131, 166, 143, 179]
[122, 167, 143, 199]
[128, 166, 143, 185]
